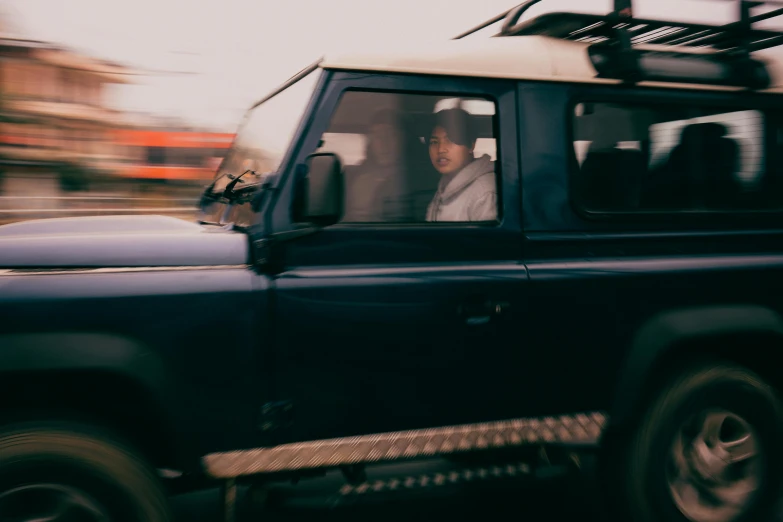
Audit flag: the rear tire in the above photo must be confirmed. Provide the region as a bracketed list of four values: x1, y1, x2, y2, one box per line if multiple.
[0, 421, 172, 522]
[615, 360, 783, 522]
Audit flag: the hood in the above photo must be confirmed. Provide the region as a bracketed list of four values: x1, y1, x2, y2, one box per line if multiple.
[0, 215, 250, 268]
[438, 154, 494, 202]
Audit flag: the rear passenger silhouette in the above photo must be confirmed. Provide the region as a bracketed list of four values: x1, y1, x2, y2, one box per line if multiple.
[643, 122, 740, 209]
[579, 145, 647, 210]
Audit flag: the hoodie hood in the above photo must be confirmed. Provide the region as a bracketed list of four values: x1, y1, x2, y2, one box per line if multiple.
[437, 154, 494, 203]
[426, 155, 497, 222]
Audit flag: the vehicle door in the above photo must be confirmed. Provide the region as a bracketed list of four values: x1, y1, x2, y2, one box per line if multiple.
[268, 71, 532, 445]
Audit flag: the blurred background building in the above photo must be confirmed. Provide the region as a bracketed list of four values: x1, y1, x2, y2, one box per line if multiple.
[0, 34, 134, 195]
[0, 13, 233, 224]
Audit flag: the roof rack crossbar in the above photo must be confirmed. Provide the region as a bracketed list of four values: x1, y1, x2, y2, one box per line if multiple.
[632, 27, 685, 44]
[656, 25, 783, 49]
[656, 4, 783, 45]
[748, 33, 783, 51]
[682, 25, 783, 51]
[654, 29, 717, 46]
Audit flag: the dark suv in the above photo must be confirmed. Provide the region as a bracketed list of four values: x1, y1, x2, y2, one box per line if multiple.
[1, 1, 783, 521]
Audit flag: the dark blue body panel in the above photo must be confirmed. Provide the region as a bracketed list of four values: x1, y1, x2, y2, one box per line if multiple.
[0, 216, 270, 468]
[522, 241, 783, 416]
[515, 82, 783, 427]
[274, 262, 528, 443]
[0, 266, 272, 458]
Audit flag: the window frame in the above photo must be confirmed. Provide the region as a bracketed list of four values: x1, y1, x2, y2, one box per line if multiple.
[565, 86, 783, 228]
[292, 86, 515, 230]
[262, 70, 522, 267]
[316, 86, 504, 227]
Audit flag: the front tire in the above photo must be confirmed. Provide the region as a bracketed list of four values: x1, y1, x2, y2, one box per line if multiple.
[0, 421, 172, 522]
[619, 360, 783, 522]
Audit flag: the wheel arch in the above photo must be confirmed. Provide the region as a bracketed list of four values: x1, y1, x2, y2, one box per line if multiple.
[606, 305, 783, 439]
[0, 332, 187, 471]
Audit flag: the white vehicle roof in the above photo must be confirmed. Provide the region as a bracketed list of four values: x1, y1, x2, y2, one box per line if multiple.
[321, 35, 783, 94]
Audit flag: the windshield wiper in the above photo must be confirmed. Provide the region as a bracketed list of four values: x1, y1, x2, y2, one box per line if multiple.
[199, 169, 255, 206]
[198, 169, 279, 228]
[223, 169, 253, 195]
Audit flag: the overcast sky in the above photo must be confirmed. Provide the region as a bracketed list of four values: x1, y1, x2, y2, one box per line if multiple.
[2, 0, 772, 131]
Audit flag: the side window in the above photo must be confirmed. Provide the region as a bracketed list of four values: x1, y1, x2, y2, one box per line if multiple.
[571, 102, 778, 213]
[315, 91, 500, 224]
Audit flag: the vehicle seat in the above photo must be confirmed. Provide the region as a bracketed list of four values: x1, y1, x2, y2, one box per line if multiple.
[643, 122, 740, 209]
[579, 146, 647, 211]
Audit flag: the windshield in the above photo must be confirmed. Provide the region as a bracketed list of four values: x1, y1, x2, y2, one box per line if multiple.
[215, 64, 323, 183]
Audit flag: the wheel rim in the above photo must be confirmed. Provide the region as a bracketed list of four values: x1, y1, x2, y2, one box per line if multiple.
[0, 483, 111, 522]
[668, 409, 761, 522]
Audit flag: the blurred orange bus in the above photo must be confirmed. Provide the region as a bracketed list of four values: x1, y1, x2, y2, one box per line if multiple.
[112, 129, 235, 183]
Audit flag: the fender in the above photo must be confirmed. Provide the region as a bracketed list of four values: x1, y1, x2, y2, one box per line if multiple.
[0, 332, 167, 393]
[0, 332, 189, 467]
[609, 305, 783, 431]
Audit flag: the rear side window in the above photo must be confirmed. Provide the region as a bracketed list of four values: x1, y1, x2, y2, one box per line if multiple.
[571, 102, 780, 213]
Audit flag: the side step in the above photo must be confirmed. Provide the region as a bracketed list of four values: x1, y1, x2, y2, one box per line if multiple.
[337, 461, 537, 497]
[202, 411, 607, 479]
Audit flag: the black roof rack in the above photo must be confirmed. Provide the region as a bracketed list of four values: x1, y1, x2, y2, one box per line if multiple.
[455, 1, 783, 90]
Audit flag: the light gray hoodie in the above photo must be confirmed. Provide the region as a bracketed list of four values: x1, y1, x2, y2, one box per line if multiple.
[426, 154, 497, 222]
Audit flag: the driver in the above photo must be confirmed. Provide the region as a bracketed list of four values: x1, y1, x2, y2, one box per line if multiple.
[425, 108, 497, 222]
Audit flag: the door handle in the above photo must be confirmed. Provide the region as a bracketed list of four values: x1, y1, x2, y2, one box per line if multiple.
[458, 300, 510, 325]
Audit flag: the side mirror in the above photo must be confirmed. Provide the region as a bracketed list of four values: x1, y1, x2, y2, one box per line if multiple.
[295, 152, 344, 226]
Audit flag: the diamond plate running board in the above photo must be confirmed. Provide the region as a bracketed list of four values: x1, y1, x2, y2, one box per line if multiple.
[202, 411, 607, 479]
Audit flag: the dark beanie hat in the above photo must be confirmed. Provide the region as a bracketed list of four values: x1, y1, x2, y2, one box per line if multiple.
[430, 108, 477, 147]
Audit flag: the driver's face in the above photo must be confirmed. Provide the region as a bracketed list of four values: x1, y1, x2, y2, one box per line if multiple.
[429, 126, 473, 176]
